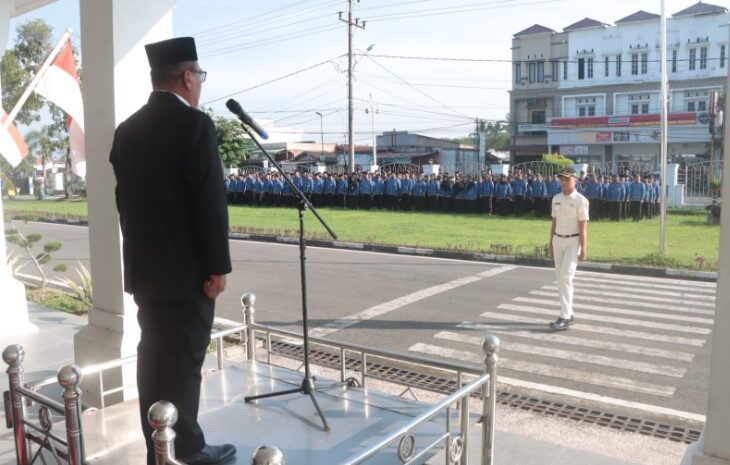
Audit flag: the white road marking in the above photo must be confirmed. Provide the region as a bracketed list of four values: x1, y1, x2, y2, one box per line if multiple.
[434, 331, 686, 377]
[535, 287, 716, 308]
[526, 291, 714, 316]
[564, 283, 715, 301]
[451, 324, 695, 361]
[475, 313, 706, 347]
[309, 264, 517, 337]
[496, 376, 706, 424]
[496, 303, 712, 335]
[573, 276, 716, 294]
[409, 343, 676, 397]
[576, 269, 716, 287]
[516, 296, 714, 325]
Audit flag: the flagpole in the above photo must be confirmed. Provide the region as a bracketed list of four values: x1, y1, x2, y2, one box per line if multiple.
[3, 28, 72, 131]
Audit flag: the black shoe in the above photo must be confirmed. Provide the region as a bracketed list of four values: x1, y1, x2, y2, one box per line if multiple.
[549, 318, 573, 331]
[179, 444, 236, 465]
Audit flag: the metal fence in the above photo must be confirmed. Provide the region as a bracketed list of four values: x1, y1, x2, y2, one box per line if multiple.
[684, 160, 723, 200]
[512, 161, 563, 178]
[240, 293, 501, 465]
[589, 161, 654, 176]
[381, 163, 421, 174]
[441, 162, 488, 176]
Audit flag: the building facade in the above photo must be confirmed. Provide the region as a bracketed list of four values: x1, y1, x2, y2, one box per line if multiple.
[510, 2, 728, 170]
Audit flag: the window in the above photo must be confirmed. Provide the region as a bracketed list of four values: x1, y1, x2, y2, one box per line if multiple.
[700, 47, 707, 70]
[616, 54, 621, 77]
[640, 53, 648, 74]
[537, 61, 545, 82]
[604, 57, 609, 77]
[631, 104, 639, 115]
[672, 50, 677, 72]
[578, 58, 585, 80]
[687, 101, 695, 112]
[528, 62, 536, 83]
[563, 61, 568, 80]
[641, 103, 649, 114]
[514, 63, 521, 84]
[689, 48, 696, 70]
[722, 45, 726, 68]
[587, 58, 593, 78]
[531, 111, 546, 124]
[588, 106, 595, 116]
[629, 53, 638, 75]
[579, 107, 586, 117]
[698, 101, 706, 112]
[551, 60, 559, 81]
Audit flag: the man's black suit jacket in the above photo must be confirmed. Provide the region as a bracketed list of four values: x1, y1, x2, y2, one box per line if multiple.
[110, 91, 232, 302]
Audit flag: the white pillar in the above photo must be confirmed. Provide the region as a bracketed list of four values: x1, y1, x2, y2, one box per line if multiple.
[687, 36, 730, 465]
[0, 0, 37, 338]
[73, 0, 174, 408]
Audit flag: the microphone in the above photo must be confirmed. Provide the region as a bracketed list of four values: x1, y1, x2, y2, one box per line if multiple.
[226, 99, 269, 140]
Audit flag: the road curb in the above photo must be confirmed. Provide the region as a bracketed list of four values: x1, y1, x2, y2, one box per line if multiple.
[16, 215, 718, 283]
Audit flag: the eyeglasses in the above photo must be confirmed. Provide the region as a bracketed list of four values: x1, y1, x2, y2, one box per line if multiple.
[186, 69, 207, 83]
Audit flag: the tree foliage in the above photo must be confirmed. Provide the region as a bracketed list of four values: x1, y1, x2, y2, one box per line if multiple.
[201, 107, 255, 169]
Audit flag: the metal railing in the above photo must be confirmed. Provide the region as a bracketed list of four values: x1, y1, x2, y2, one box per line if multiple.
[441, 162, 488, 176]
[3, 323, 246, 465]
[381, 163, 421, 174]
[589, 161, 653, 177]
[685, 160, 723, 200]
[240, 292, 501, 465]
[512, 161, 563, 178]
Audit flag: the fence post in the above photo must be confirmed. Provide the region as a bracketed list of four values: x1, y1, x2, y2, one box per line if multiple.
[242, 293, 257, 361]
[149, 401, 186, 465]
[58, 365, 85, 465]
[480, 335, 500, 465]
[3, 344, 30, 465]
[252, 445, 286, 465]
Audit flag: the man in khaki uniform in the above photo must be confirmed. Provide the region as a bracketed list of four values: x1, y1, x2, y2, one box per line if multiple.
[549, 167, 589, 330]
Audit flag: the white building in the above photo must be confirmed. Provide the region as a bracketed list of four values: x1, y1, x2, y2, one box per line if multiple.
[549, 2, 728, 167]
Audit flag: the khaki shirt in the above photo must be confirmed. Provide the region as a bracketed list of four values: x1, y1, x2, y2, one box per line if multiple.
[551, 190, 589, 235]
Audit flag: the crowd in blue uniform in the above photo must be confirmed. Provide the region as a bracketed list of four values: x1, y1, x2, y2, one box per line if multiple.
[225, 168, 661, 221]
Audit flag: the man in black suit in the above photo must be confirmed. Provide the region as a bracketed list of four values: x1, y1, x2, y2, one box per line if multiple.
[109, 37, 235, 465]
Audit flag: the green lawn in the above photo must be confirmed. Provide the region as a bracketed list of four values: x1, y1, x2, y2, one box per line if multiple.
[3, 197, 720, 270]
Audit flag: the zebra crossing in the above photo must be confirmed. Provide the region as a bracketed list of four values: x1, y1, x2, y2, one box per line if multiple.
[407, 270, 715, 410]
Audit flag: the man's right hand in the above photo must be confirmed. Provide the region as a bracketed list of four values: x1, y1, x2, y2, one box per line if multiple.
[204, 274, 227, 300]
[548, 242, 554, 258]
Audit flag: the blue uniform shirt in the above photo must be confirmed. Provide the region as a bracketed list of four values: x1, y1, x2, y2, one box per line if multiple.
[629, 182, 646, 201]
[494, 182, 512, 199]
[336, 179, 348, 195]
[385, 178, 401, 196]
[512, 179, 528, 196]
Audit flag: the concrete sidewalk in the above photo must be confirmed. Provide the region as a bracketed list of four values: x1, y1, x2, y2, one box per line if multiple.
[0, 303, 685, 465]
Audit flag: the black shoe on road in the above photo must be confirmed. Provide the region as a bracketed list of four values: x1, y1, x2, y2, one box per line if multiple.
[179, 444, 236, 465]
[549, 317, 574, 331]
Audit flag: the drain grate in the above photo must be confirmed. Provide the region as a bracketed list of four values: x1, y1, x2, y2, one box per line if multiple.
[267, 339, 702, 444]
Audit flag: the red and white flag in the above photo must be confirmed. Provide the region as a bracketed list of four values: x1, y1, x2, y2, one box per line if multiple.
[34, 39, 85, 177]
[0, 109, 28, 166]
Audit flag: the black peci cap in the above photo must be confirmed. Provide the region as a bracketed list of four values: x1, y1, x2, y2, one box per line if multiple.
[145, 37, 198, 68]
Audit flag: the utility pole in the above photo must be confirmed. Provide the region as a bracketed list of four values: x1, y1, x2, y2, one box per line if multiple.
[340, 1, 365, 173]
[659, 0, 668, 254]
[315, 112, 325, 161]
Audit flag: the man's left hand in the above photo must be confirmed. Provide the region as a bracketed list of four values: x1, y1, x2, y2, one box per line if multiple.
[578, 251, 587, 262]
[204, 274, 227, 299]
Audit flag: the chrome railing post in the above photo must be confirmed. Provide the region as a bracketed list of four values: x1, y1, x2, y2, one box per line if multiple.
[480, 335, 500, 465]
[148, 401, 185, 465]
[58, 365, 85, 465]
[3, 344, 30, 465]
[242, 293, 257, 361]
[460, 393, 470, 465]
[251, 445, 286, 465]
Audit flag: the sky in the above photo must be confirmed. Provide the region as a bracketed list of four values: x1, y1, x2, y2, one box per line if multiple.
[8, 0, 718, 145]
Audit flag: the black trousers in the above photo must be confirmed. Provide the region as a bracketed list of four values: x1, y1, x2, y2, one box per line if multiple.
[630, 201, 643, 222]
[135, 294, 215, 465]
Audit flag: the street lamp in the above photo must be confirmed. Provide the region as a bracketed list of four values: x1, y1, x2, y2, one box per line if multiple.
[364, 93, 379, 168]
[315, 112, 325, 161]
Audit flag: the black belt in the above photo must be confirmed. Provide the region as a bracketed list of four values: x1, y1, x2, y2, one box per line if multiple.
[554, 233, 579, 238]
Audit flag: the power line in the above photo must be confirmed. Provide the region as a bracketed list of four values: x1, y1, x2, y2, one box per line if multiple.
[202, 57, 344, 105]
[365, 0, 564, 22]
[366, 53, 728, 65]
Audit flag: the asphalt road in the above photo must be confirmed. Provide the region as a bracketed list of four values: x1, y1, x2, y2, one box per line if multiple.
[8, 221, 714, 419]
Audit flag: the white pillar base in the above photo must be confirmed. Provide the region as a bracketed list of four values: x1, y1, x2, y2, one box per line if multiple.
[0, 273, 37, 338]
[74, 293, 139, 409]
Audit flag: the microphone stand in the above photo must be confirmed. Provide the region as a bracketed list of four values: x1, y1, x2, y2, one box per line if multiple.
[238, 122, 338, 432]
